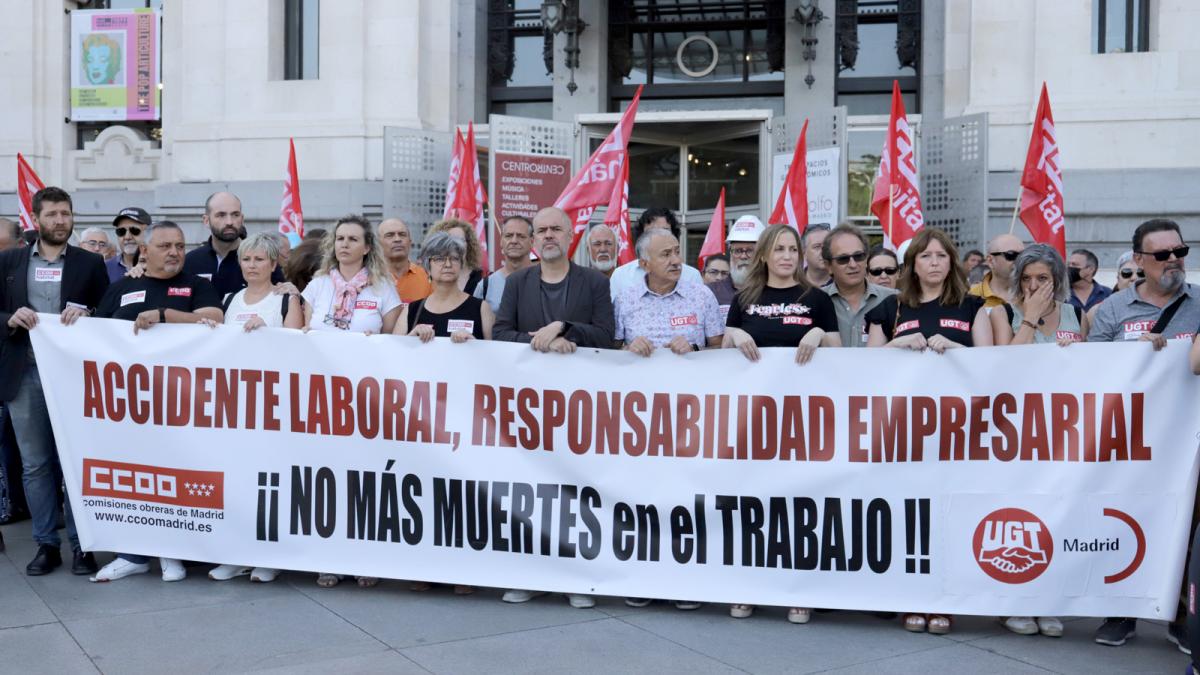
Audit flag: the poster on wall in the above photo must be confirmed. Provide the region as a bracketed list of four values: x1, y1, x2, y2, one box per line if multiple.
[70, 8, 161, 122]
[773, 146, 841, 227]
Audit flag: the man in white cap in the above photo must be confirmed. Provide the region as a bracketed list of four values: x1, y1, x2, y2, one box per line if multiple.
[706, 214, 764, 322]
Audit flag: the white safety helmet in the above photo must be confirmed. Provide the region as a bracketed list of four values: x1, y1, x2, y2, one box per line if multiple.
[727, 215, 765, 244]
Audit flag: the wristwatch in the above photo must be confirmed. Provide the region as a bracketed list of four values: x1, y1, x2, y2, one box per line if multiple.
[158, 308, 167, 324]
[558, 321, 573, 337]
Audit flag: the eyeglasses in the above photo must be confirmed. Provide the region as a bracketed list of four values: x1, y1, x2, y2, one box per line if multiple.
[428, 255, 462, 266]
[988, 250, 1021, 262]
[115, 226, 142, 237]
[1119, 268, 1145, 279]
[1136, 246, 1189, 262]
[728, 246, 756, 258]
[81, 240, 106, 249]
[830, 251, 867, 266]
[868, 266, 899, 276]
[704, 269, 730, 279]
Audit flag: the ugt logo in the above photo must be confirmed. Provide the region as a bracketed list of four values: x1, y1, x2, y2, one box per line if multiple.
[972, 508, 1053, 584]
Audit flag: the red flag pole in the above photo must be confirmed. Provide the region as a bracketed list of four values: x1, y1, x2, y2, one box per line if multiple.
[1008, 186, 1023, 235]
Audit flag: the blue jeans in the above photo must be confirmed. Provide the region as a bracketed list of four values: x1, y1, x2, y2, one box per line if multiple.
[8, 364, 78, 549]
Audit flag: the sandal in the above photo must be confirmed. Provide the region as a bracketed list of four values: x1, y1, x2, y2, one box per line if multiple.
[903, 613, 927, 632]
[356, 576, 379, 588]
[927, 614, 953, 635]
[316, 573, 342, 588]
[787, 607, 812, 624]
[453, 585, 476, 595]
[730, 604, 754, 619]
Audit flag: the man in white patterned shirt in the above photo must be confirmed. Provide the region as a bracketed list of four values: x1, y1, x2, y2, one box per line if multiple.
[614, 229, 723, 355]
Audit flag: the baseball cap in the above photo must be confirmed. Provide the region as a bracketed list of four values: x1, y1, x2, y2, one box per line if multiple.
[727, 215, 765, 243]
[112, 207, 152, 228]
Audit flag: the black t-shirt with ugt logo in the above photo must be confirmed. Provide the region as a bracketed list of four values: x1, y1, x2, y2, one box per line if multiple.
[865, 293, 986, 346]
[725, 284, 839, 348]
[95, 273, 222, 321]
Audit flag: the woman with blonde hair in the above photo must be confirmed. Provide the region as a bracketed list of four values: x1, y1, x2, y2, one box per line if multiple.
[427, 218, 485, 295]
[302, 214, 401, 336]
[722, 223, 841, 625]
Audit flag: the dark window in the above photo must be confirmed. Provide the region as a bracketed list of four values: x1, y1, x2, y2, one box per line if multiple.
[835, 1, 920, 116]
[1094, 0, 1150, 54]
[285, 0, 319, 80]
[488, 1, 553, 119]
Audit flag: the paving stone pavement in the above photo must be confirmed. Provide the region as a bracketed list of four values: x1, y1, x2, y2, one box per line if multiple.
[0, 524, 1191, 674]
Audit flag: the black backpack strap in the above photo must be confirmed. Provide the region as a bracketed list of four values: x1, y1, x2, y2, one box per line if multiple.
[1150, 294, 1188, 335]
[1004, 303, 1015, 327]
[1072, 304, 1082, 324]
[221, 292, 236, 314]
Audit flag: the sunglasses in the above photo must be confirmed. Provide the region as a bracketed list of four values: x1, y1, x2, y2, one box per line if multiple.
[989, 250, 1021, 262]
[1136, 246, 1189, 262]
[868, 266, 899, 276]
[830, 251, 868, 266]
[115, 226, 142, 237]
[1119, 268, 1145, 279]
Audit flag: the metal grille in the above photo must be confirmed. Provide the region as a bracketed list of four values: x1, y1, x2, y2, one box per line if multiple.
[771, 109, 846, 154]
[489, 114, 575, 158]
[382, 127, 453, 246]
[920, 113, 988, 250]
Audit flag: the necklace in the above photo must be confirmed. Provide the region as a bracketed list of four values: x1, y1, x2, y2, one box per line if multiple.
[1036, 304, 1055, 326]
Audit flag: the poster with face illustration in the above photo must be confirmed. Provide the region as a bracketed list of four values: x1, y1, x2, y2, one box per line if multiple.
[70, 9, 160, 122]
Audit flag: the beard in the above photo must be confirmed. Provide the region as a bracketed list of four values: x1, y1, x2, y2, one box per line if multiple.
[539, 244, 564, 262]
[592, 257, 616, 272]
[730, 263, 751, 287]
[1158, 267, 1185, 294]
[38, 225, 70, 246]
[212, 225, 242, 243]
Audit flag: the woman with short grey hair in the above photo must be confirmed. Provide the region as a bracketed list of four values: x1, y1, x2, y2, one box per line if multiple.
[218, 232, 304, 333]
[393, 231, 493, 343]
[992, 244, 1089, 344]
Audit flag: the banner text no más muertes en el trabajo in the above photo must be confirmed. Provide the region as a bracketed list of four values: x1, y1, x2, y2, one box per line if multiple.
[31, 316, 1200, 618]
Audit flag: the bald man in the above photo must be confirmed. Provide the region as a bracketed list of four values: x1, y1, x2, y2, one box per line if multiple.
[184, 191, 282, 296]
[378, 217, 431, 304]
[969, 234, 1026, 308]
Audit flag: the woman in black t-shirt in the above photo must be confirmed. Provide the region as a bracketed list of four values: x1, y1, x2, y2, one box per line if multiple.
[865, 228, 990, 637]
[865, 228, 992, 353]
[394, 232, 493, 343]
[722, 224, 839, 626]
[724, 224, 841, 367]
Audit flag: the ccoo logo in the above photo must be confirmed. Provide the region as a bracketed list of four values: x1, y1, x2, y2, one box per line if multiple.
[972, 508, 1053, 584]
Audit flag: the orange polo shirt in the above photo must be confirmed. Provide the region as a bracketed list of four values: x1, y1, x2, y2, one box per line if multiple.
[393, 264, 433, 304]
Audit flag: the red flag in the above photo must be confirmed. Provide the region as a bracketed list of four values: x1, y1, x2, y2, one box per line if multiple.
[443, 130, 465, 219]
[556, 85, 643, 257]
[1019, 83, 1066, 257]
[603, 159, 635, 265]
[698, 188, 726, 271]
[768, 120, 809, 231]
[278, 139, 305, 239]
[870, 81, 924, 249]
[450, 122, 490, 273]
[17, 153, 45, 232]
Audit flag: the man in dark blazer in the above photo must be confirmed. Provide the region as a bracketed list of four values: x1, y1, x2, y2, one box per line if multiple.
[492, 206, 612, 610]
[493, 206, 614, 352]
[0, 186, 109, 576]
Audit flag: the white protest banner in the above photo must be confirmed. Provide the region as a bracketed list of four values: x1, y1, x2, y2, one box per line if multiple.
[773, 146, 840, 226]
[31, 317, 1200, 618]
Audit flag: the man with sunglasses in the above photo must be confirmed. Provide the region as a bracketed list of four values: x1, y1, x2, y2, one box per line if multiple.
[105, 206, 151, 282]
[969, 234, 1025, 309]
[707, 215, 763, 323]
[1088, 218, 1199, 653]
[823, 224, 896, 348]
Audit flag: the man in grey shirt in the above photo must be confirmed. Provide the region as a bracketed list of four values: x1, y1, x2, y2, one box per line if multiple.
[475, 215, 534, 312]
[1087, 218, 1197, 652]
[822, 224, 895, 347]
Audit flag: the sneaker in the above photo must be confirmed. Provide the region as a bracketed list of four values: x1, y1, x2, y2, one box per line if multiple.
[208, 564, 251, 581]
[501, 589, 546, 603]
[1094, 617, 1137, 646]
[730, 604, 754, 619]
[250, 567, 280, 583]
[160, 558, 186, 582]
[1168, 620, 1192, 655]
[787, 607, 812, 624]
[1003, 616, 1039, 635]
[674, 600, 701, 611]
[1037, 616, 1064, 638]
[566, 594, 595, 608]
[90, 557, 150, 582]
[624, 597, 652, 608]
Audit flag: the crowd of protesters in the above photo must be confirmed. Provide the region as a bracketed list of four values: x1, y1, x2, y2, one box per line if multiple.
[2, 187, 1199, 659]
